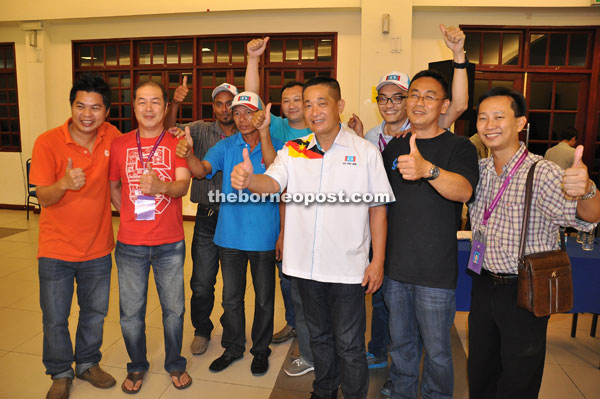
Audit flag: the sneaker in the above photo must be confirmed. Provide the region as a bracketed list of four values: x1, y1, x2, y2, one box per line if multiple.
[285, 356, 314, 377]
[380, 379, 392, 396]
[272, 324, 296, 344]
[251, 352, 270, 376]
[366, 351, 387, 369]
[76, 365, 116, 389]
[209, 351, 243, 373]
[190, 335, 209, 355]
[46, 378, 72, 399]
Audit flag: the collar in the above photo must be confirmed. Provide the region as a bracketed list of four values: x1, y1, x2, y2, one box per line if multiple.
[233, 132, 261, 153]
[485, 142, 527, 177]
[381, 119, 411, 138]
[307, 123, 350, 152]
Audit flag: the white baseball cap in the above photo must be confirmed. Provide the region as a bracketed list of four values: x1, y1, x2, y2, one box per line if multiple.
[211, 83, 238, 100]
[230, 91, 264, 111]
[376, 71, 410, 92]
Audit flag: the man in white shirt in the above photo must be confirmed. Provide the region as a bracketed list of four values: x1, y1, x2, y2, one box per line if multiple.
[230, 77, 394, 399]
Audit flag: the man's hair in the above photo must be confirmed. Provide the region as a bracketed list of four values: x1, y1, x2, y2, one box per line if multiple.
[409, 69, 449, 99]
[303, 77, 341, 101]
[559, 126, 578, 141]
[281, 81, 304, 95]
[477, 87, 527, 118]
[69, 73, 112, 109]
[134, 80, 168, 104]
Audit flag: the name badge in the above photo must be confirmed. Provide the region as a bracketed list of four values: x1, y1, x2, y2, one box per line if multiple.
[135, 195, 156, 221]
[467, 230, 486, 274]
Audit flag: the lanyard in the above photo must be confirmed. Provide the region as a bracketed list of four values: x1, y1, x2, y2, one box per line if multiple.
[378, 133, 388, 152]
[482, 150, 528, 226]
[136, 129, 166, 169]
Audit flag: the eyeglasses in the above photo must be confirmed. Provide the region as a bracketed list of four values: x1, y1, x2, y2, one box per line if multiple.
[407, 93, 445, 104]
[376, 95, 407, 105]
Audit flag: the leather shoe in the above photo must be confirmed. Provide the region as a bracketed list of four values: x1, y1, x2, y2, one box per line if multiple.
[76, 365, 116, 389]
[46, 378, 72, 399]
[250, 352, 269, 376]
[209, 351, 242, 372]
[272, 324, 296, 344]
[190, 335, 209, 355]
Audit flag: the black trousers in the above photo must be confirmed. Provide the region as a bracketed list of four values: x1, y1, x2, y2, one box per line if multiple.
[468, 271, 549, 399]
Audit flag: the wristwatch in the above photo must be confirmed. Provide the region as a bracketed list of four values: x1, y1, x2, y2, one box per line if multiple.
[452, 58, 469, 69]
[425, 164, 440, 180]
[580, 180, 597, 200]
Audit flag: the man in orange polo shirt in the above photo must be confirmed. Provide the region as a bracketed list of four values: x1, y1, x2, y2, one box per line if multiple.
[30, 73, 121, 399]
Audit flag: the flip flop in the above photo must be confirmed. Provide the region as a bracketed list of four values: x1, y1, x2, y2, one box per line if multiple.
[170, 370, 192, 390]
[121, 371, 145, 394]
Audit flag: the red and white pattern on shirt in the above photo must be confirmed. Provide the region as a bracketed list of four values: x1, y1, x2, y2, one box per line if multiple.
[125, 146, 172, 214]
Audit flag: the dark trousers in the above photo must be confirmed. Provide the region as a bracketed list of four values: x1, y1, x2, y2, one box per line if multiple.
[468, 271, 549, 399]
[297, 278, 368, 399]
[189, 206, 219, 338]
[218, 246, 275, 357]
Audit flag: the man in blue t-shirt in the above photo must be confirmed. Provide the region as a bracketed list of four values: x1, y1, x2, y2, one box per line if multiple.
[176, 91, 284, 376]
[244, 36, 316, 377]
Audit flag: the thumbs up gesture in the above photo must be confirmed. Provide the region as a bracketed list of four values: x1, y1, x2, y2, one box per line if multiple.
[563, 145, 591, 197]
[61, 157, 86, 191]
[395, 134, 431, 180]
[176, 126, 194, 159]
[139, 162, 164, 196]
[247, 37, 269, 57]
[252, 103, 272, 131]
[172, 75, 190, 104]
[231, 148, 254, 190]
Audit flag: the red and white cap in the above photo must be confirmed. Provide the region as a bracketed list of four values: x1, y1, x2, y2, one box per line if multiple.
[211, 83, 238, 100]
[376, 71, 410, 92]
[230, 91, 264, 111]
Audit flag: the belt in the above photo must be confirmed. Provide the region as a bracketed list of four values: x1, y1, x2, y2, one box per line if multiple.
[482, 269, 518, 285]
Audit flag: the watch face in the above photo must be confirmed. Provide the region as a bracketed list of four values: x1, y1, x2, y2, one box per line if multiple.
[429, 165, 440, 180]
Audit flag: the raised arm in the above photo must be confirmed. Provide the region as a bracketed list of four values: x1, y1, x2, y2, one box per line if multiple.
[245, 37, 269, 95]
[139, 163, 191, 198]
[438, 24, 468, 129]
[164, 76, 190, 128]
[231, 148, 280, 194]
[563, 146, 600, 222]
[252, 103, 276, 167]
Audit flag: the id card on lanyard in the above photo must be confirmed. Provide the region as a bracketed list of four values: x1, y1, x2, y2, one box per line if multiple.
[134, 129, 166, 221]
[467, 150, 528, 274]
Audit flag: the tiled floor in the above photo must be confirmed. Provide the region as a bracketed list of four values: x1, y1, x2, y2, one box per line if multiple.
[0, 209, 598, 399]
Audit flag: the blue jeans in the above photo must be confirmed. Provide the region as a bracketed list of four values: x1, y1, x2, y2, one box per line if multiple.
[218, 247, 275, 357]
[297, 278, 368, 399]
[291, 277, 313, 364]
[276, 261, 295, 328]
[368, 287, 390, 358]
[190, 206, 219, 338]
[115, 240, 186, 373]
[38, 254, 112, 379]
[383, 277, 455, 399]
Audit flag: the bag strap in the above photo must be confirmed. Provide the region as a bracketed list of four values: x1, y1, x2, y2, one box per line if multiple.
[518, 160, 566, 263]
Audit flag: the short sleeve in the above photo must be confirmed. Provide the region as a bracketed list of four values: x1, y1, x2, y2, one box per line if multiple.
[535, 161, 596, 232]
[448, 137, 480, 202]
[203, 140, 225, 179]
[367, 146, 395, 206]
[269, 115, 287, 142]
[264, 145, 290, 192]
[30, 137, 58, 187]
[109, 139, 122, 182]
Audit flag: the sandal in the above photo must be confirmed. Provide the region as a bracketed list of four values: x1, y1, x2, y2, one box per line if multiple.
[121, 371, 145, 394]
[170, 370, 192, 390]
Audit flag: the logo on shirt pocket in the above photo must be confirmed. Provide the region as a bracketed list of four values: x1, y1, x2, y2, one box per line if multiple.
[343, 155, 357, 166]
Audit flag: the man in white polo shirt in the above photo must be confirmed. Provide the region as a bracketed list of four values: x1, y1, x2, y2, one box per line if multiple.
[230, 76, 394, 399]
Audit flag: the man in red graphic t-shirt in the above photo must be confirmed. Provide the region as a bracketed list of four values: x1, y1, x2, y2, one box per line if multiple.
[109, 81, 192, 394]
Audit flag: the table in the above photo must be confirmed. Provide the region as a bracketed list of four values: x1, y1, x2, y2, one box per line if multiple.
[456, 238, 600, 315]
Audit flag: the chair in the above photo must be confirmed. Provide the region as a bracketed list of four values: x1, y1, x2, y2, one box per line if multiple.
[25, 158, 39, 220]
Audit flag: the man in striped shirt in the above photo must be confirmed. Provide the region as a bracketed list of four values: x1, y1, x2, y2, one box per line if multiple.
[468, 87, 600, 398]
